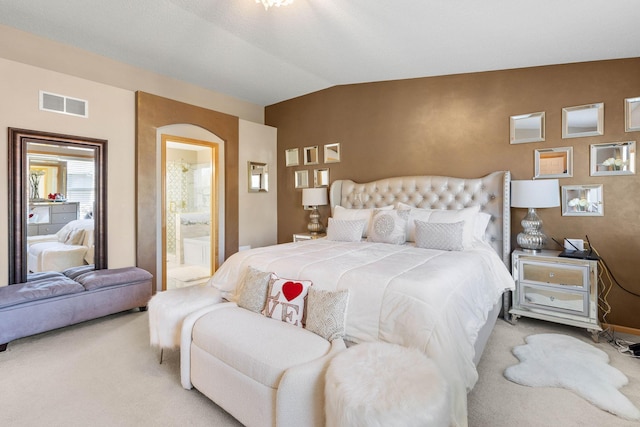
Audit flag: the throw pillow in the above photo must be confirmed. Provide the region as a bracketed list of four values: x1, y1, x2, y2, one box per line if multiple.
[428, 205, 480, 249]
[333, 205, 393, 237]
[474, 212, 492, 242]
[305, 288, 349, 341]
[235, 266, 272, 313]
[414, 220, 465, 251]
[367, 209, 409, 244]
[263, 274, 312, 327]
[64, 228, 85, 246]
[326, 218, 366, 242]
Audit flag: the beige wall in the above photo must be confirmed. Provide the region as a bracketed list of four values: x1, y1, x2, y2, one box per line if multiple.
[266, 58, 640, 329]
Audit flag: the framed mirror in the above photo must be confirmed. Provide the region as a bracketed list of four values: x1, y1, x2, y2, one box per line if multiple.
[625, 97, 640, 132]
[285, 148, 299, 167]
[314, 168, 329, 187]
[303, 146, 319, 165]
[9, 128, 107, 284]
[324, 143, 341, 163]
[590, 141, 636, 176]
[562, 103, 604, 138]
[561, 184, 604, 216]
[534, 147, 573, 178]
[510, 112, 545, 144]
[248, 161, 268, 192]
[294, 170, 309, 189]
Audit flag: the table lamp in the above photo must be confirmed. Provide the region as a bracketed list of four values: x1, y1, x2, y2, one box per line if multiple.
[510, 179, 560, 252]
[302, 188, 328, 235]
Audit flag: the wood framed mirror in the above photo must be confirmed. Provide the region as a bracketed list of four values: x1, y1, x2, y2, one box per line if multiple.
[8, 128, 107, 284]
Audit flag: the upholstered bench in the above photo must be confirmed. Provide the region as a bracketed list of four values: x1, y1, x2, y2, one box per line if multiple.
[325, 341, 450, 427]
[0, 266, 152, 351]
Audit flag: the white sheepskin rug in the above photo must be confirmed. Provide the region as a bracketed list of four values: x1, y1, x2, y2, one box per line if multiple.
[148, 286, 222, 349]
[325, 342, 450, 427]
[504, 333, 640, 420]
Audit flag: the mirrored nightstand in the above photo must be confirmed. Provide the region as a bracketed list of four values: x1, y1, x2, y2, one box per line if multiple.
[293, 232, 326, 242]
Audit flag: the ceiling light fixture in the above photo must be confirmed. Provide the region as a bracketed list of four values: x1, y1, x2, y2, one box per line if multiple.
[256, 0, 293, 10]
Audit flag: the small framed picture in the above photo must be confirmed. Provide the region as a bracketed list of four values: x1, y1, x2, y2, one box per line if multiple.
[561, 185, 603, 216]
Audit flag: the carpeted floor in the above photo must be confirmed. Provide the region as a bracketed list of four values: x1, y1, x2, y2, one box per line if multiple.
[1, 310, 639, 426]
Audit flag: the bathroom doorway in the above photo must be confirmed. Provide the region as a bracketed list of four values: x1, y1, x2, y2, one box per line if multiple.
[161, 135, 218, 290]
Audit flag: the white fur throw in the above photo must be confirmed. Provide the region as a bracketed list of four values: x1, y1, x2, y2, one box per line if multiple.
[148, 286, 222, 349]
[325, 342, 450, 427]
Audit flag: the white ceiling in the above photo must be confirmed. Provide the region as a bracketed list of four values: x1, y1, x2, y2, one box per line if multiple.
[1, 0, 639, 106]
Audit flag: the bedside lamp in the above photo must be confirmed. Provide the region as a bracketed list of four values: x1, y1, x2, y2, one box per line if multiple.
[302, 188, 328, 235]
[511, 179, 560, 253]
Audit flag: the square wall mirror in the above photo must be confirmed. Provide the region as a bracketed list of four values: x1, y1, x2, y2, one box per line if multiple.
[625, 97, 640, 132]
[294, 170, 309, 189]
[324, 143, 341, 163]
[562, 184, 603, 216]
[510, 112, 545, 144]
[562, 103, 604, 138]
[590, 141, 636, 176]
[535, 147, 573, 178]
[304, 146, 319, 165]
[285, 148, 299, 167]
[314, 168, 329, 187]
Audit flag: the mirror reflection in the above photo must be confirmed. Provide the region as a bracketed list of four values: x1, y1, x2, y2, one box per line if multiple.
[248, 161, 268, 192]
[625, 97, 640, 132]
[294, 170, 309, 189]
[534, 147, 573, 179]
[510, 112, 545, 144]
[303, 146, 319, 165]
[590, 141, 636, 176]
[285, 148, 299, 167]
[314, 168, 329, 187]
[9, 128, 107, 284]
[562, 103, 604, 138]
[324, 143, 341, 163]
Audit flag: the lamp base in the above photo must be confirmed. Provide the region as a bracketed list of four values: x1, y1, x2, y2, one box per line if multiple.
[307, 207, 324, 235]
[517, 208, 547, 252]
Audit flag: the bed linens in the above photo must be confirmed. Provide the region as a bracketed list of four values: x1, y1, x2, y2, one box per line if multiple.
[208, 238, 514, 426]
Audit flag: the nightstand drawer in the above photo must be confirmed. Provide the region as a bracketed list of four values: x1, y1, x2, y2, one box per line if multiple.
[520, 261, 587, 289]
[520, 283, 588, 316]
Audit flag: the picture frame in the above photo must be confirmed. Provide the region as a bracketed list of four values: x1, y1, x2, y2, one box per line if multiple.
[590, 141, 636, 176]
[561, 184, 603, 216]
[562, 103, 604, 139]
[247, 161, 268, 192]
[314, 168, 329, 187]
[625, 96, 640, 132]
[294, 170, 309, 189]
[510, 112, 545, 144]
[324, 143, 341, 163]
[303, 146, 319, 165]
[534, 147, 573, 179]
[285, 148, 299, 167]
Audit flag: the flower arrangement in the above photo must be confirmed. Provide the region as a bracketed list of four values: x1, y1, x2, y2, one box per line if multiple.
[568, 197, 591, 212]
[602, 157, 626, 171]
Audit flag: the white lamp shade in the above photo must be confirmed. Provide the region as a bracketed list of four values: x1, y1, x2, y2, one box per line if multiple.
[302, 188, 328, 206]
[511, 179, 560, 208]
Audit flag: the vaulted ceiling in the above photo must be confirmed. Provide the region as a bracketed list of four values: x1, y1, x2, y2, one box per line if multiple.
[1, 0, 639, 106]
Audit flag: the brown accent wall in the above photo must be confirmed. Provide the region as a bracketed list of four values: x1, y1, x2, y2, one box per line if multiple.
[136, 92, 239, 291]
[266, 58, 640, 329]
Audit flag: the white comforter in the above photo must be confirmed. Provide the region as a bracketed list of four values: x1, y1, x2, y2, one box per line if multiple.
[208, 239, 514, 426]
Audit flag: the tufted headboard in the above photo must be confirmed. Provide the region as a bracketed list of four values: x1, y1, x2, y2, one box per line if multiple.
[329, 171, 511, 266]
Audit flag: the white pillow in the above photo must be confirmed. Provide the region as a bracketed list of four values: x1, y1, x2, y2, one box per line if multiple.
[263, 274, 312, 327]
[474, 212, 492, 241]
[326, 218, 366, 242]
[367, 209, 409, 245]
[428, 205, 480, 249]
[333, 205, 393, 237]
[415, 220, 465, 251]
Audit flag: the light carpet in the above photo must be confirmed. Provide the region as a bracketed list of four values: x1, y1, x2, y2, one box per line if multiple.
[504, 333, 640, 421]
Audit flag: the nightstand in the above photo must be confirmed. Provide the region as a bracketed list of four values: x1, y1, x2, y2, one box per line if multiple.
[509, 249, 601, 341]
[293, 232, 326, 242]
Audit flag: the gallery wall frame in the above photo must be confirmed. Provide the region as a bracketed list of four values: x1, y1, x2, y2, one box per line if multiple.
[285, 148, 299, 167]
[303, 146, 319, 165]
[534, 147, 573, 179]
[324, 143, 341, 163]
[562, 103, 604, 139]
[625, 97, 640, 132]
[590, 141, 636, 176]
[294, 170, 309, 189]
[561, 184, 603, 216]
[510, 112, 545, 144]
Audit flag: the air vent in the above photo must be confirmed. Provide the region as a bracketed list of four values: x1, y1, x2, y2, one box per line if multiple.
[39, 91, 88, 118]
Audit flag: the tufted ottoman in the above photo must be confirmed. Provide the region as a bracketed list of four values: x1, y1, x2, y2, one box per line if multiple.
[148, 285, 222, 362]
[325, 342, 450, 427]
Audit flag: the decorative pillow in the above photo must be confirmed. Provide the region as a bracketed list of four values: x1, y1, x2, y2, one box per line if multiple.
[326, 218, 366, 242]
[427, 205, 480, 249]
[474, 212, 492, 242]
[235, 266, 272, 313]
[64, 228, 85, 246]
[333, 205, 393, 237]
[305, 288, 349, 341]
[263, 274, 313, 327]
[367, 209, 409, 244]
[414, 220, 465, 251]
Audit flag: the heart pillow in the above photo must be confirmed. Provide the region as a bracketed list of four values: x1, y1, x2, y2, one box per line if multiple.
[263, 274, 312, 327]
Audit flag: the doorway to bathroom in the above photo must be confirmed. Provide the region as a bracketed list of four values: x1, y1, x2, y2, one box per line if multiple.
[161, 135, 218, 290]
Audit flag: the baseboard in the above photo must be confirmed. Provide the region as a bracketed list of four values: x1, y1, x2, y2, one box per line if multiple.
[602, 323, 640, 336]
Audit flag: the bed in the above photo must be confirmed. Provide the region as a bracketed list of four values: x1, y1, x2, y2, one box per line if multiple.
[185, 171, 514, 426]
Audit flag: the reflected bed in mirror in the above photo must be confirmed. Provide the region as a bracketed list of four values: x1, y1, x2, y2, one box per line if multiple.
[562, 103, 604, 138]
[590, 141, 636, 176]
[8, 128, 107, 284]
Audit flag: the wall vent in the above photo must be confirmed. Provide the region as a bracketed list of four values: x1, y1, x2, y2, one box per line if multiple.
[39, 91, 88, 118]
